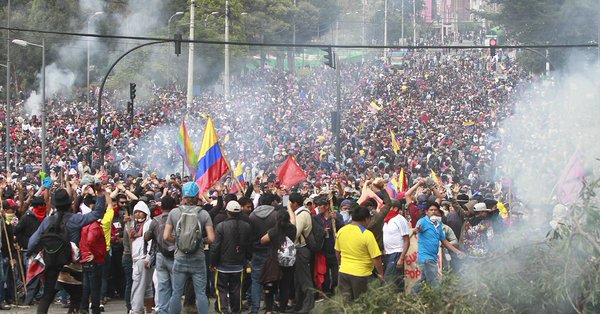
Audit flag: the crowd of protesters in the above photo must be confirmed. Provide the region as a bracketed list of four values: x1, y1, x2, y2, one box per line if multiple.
[0, 48, 539, 313]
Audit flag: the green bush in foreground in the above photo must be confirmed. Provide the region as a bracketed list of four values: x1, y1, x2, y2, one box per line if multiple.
[317, 179, 600, 314]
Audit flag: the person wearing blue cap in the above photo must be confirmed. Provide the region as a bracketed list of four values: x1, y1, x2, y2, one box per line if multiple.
[163, 182, 214, 314]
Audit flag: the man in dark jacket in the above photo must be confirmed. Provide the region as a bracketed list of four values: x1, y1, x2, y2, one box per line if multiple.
[15, 196, 46, 305]
[248, 193, 278, 314]
[28, 187, 107, 314]
[209, 201, 251, 314]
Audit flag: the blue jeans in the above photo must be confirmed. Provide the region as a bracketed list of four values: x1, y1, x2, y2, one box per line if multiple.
[81, 262, 103, 314]
[155, 253, 174, 314]
[413, 259, 440, 293]
[250, 250, 268, 312]
[122, 255, 133, 312]
[383, 252, 405, 292]
[169, 254, 208, 314]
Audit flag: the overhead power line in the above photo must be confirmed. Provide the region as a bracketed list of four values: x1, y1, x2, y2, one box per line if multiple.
[1, 26, 597, 50]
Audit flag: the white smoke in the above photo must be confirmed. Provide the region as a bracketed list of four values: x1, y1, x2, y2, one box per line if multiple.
[496, 54, 600, 207]
[24, 63, 76, 115]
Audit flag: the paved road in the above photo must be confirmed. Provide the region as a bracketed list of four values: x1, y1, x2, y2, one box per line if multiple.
[10, 298, 242, 313]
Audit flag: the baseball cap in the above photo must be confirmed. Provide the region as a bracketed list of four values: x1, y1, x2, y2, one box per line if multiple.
[182, 182, 200, 198]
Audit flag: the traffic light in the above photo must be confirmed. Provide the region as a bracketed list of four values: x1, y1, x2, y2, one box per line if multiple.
[489, 38, 497, 57]
[174, 33, 182, 56]
[129, 83, 136, 100]
[127, 101, 134, 124]
[322, 46, 335, 69]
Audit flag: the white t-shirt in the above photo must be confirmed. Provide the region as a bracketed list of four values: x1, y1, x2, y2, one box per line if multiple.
[383, 214, 410, 254]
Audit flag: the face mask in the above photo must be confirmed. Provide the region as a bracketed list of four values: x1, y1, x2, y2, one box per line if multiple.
[5, 213, 15, 224]
[430, 216, 442, 225]
[135, 218, 145, 223]
[340, 210, 350, 223]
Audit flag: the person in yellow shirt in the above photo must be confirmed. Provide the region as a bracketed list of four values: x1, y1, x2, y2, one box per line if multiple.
[335, 205, 384, 301]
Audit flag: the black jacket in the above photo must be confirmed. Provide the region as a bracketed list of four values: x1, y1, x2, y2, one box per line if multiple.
[249, 205, 279, 252]
[15, 210, 42, 250]
[209, 217, 251, 267]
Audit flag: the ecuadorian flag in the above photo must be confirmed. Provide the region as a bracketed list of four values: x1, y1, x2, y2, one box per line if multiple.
[229, 161, 245, 194]
[235, 161, 245, 186]
[176, 120, 197, 177]
[386, 178, 399, 199]
[195, 117, 230, 194]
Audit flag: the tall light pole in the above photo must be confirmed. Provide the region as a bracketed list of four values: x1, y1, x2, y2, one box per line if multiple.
[384, 0, 388, 61]
[186, 1, 196, 112]
[168, 11, 184, 36]
[87, 11, 104, 107]
[224, 0, 230, 99]
[413, 0, 417, 45]
[5, 0, 10, 173]
[12, 39, 45, 172]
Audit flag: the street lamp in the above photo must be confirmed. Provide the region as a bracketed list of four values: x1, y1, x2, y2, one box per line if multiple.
[87, 11, 104, 106]
[12, 38, 46, 172]
[168, 11, 184, 36]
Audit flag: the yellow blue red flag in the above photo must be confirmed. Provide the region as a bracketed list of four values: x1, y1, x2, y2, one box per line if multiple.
[195, 117, 230, 194]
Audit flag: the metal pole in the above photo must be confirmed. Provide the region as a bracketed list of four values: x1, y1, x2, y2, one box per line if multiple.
[186, 0, 196, 112]
[362, 0, 366, 63]
[413, 0, 416, 46]
[5, 0, 10, 173]
[401, 0, 404, 44]
[335, 54, 341, 161]
[441, 0, 445, 45]
[97, 41, 166, 168]
[87, 22, 90, 106]
[384, 0, 388, 61]
[41, 38, 46, 173]
[224, 0, 230, 99]
[168, 12, 184, 36]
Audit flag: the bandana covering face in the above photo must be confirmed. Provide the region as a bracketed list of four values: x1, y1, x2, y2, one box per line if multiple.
[32, 206, 46, 222]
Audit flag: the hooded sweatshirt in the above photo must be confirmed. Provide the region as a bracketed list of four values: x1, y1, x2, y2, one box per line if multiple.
[248, 205, 278, 251]
[130, 201, 152, 262]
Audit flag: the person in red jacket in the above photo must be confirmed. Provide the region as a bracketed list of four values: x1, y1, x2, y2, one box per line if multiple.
[79, 194, 108, 314]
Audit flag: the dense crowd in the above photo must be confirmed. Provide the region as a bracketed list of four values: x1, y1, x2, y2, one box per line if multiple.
[0, 48, 537, 314]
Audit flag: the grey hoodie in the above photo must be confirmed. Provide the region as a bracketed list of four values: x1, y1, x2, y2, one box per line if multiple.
[249, 205, 278, 251]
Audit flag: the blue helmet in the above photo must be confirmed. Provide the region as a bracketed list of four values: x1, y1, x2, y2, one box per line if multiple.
[182, 182, 200, 198]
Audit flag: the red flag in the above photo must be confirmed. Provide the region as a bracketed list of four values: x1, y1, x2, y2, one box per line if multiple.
[556, 151, 585, 205]
[276, 156, 308, 188]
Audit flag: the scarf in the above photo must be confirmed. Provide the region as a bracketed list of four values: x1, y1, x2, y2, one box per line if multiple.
[384, 209, 400, 224]
[32, 206, 46, 222]
[130, 219, 146, 240]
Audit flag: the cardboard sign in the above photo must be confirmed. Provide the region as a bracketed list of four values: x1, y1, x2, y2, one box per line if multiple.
[404, 230, 442, 293]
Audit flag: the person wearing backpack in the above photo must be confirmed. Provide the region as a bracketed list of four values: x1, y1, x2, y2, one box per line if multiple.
[208, 201, 250, 314]
[259, 207, 296, 314]
[291, 192, 315, 314]
[163, 182, 214, 314]
[28, 187, 108, 314]
[143, 194, 176, 314]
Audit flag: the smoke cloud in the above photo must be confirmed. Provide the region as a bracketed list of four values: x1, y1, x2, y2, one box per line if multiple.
[24, 63, 76, 115]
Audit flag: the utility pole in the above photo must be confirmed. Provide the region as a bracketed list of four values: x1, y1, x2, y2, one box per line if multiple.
[5, 0, 10, 172]
[401, 0, 404, 44]
[384, 0, 388, 61]
[413, 0, 416, 46]
[335, 54, 341, 161]
[224, 0, 230, 99]
[186, 0, 196, 113]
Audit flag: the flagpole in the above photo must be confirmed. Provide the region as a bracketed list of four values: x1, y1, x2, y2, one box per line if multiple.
[217, 142, 245, 194]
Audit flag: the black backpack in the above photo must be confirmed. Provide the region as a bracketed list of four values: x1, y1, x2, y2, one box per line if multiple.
[300, 210, 326, 253]
[39, 213, 73, 267]
[154, 214, 175, 258]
